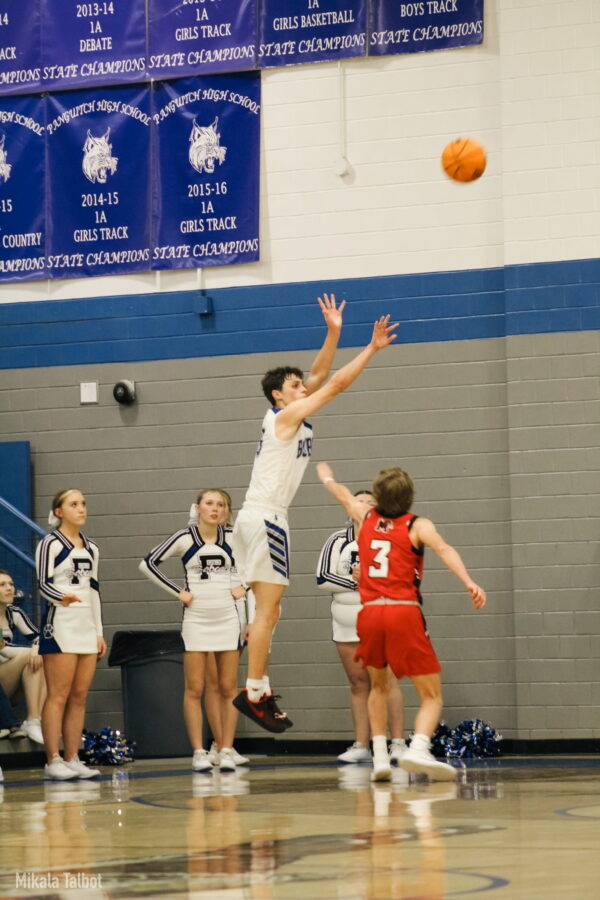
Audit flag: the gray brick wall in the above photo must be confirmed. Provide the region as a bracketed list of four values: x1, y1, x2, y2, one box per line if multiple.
[1, 330, 598, 741]
[506, 330, 600, 739]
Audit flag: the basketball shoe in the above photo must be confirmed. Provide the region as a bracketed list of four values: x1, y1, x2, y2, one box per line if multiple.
[233, 689, 288, 733]
[400, 735, 457, 782]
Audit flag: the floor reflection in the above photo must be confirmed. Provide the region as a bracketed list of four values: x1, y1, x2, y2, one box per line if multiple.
[0, 756, 598, 899]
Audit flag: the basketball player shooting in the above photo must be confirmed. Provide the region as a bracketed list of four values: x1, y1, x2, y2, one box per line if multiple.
[232, 296, 399, 733]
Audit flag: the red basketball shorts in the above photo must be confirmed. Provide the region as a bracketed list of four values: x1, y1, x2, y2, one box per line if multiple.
[355, 602, 441, 679]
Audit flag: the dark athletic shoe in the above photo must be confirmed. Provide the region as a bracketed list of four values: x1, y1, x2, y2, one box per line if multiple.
[233, 690, 288, 734]
[264, 694, 293, 729]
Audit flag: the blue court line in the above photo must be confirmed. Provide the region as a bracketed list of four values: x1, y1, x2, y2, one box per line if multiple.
[444, 870, 510, 895]
[4, 754, 600, 790]
[464, 757, 600, 769]
[555, 805, 600, 820]
[0, 757, 342, 789]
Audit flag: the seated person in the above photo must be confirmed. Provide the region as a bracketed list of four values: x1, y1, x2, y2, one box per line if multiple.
[0, 570, 45, 744]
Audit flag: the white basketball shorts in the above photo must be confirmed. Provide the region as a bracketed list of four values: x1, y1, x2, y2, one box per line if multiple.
[232, 507, 290, 586]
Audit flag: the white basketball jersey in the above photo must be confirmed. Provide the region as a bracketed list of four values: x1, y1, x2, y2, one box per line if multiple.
[243, 408, 313, 512]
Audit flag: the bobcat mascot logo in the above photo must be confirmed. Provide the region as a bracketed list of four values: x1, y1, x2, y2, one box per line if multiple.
[189, 117, 226, 174]
[0, 134, 11, 183]
[82, 128, 118, 184]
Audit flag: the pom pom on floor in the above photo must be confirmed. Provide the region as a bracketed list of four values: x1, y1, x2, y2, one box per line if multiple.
[82, 727, 136, 766]
[410, 719, 502, 760]
[444, 719, 502, 759]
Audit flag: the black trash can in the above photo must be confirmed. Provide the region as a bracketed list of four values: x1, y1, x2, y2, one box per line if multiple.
[108, 630, 189, 758]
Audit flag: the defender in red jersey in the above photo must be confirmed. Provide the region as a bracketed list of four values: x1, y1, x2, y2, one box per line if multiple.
[317, 462, 486, 782]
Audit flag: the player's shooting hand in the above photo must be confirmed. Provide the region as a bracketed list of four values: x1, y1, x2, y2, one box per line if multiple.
[370, 315, 399, 351]
[60, 593, 82, 606]
[317, 292, 346, 332]
[468, 583, 486, 609]
[317, 461, 334, 484]
[179, 590, 194, 607]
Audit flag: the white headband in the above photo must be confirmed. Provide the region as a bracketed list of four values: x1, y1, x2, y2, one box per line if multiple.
[48, 511, 61, 528]
[187, 503, 198, 525]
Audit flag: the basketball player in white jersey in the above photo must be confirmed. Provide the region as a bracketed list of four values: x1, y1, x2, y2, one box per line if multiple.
[232, 294, 398, 732]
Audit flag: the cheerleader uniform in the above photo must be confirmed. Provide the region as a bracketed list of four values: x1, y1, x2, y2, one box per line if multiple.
[0, 605, 39, 660]
[139, 525, 246, 652]
[316, 524, 361, 643]
[35, 530, 103, 655]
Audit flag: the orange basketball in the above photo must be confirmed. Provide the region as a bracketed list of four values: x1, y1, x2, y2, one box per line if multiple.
[441, 137, 487, 183]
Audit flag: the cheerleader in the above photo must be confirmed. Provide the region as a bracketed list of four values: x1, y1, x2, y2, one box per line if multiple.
[317, 491, 407, 765]
[139, 489, 247, 773]
[36, 489, 106, 780]
[0, 569, 46, 743]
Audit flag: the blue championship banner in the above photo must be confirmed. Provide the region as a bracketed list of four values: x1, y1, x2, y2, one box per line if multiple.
[41, 0, 146, 91]
[148, 0, 257, 79]
[259, 0, 366, 68]
[0, 2, 42, 96]
[369, 0, 483, 56]
[0, 96, 46, 282]
[152, 72, 260, 271]
[46, 85, 151, 279]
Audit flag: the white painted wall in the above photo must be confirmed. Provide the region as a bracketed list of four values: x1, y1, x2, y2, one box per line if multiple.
[3, 0, 597, 306]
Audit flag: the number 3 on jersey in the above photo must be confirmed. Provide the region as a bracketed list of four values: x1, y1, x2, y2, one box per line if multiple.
[368, 540, 391, 578]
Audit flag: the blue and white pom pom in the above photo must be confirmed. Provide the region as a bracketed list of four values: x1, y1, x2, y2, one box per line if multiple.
[82, 727, 136, 766]
[445, 719, 502, 759]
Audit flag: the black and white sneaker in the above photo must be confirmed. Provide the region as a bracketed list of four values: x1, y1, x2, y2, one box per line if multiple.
[233, 689, 288, 734]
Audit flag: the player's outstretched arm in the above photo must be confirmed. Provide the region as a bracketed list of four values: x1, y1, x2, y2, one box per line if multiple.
[304, 293, 346, 396]
[276, 315, 398, 439]
[317, 462, 368, 526]
[412, 518, 486, 609]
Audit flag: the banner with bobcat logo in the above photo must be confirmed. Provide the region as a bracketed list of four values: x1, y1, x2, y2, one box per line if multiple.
[41, 0, 146, 91]
[46, 85, 151, 279]
[258, 0, 366, 68]
[152, 72, 260, 270]
[369, 0, 483, 56]
[0, 2, 42, 96]
[0, 95, 46, 282]
[148, 0, 257, 80]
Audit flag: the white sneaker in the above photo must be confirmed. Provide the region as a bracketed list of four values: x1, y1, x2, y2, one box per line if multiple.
[0, 728, 10, 739]
[338, 741, 372, 764]
[192, 749, 213, 772]
[207, 741, 220, 766]
[22, 719, 44, 745]
[389, 739, 407, 765]
[232, 747, 250, 766]
[219, 748, 236, 773]
[44, 756, 77, 781]
[371, 752, 392, 782]
[64, 755, 101, 779]
[400, 747, 457, 782]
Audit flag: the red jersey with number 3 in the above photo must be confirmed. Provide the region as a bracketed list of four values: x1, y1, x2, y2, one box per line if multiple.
[357, 509, 424, 604]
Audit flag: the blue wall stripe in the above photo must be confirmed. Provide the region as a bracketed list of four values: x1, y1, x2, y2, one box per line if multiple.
[0, 258, 598, 369]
